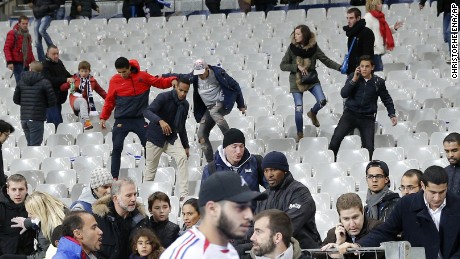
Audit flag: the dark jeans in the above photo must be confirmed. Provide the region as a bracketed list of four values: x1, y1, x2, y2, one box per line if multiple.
[255, 3, 275, 13]
[373, 54, 383, 72]
[21, 120, 45, 146]
[12, 64, 28, 85]
[46, 105, 63, 129]
[329, 109, 375, 158]
[145, 2, 163, 17]
[56, 6, 66, 20]
[111, 118, 146, 178]
[205, 0, 221, 13]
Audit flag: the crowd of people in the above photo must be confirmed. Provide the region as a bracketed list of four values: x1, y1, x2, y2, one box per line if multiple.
[1, 0, 459, 258]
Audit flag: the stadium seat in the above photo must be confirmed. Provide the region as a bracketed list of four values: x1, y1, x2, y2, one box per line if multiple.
[138, 182, 173, 202]
[19, 170, 45, 190]
[10, 158, 40, 174]
[397, 132, 429, 149]
[45, 169, 77, 189]
[415, 120, 446, 135]
[373, 147, 405, 162]
[266, 138, 296, 153]
[46, 134, 75, 146]
[321, 176, 356, 195]
[35, 183, 68, 198]
[312, 193, 331, 211]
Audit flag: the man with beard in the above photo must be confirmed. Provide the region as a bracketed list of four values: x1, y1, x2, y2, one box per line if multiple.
[161, 171, 267, 259]
[443, 132, 460, 197]
[342, 8, 374, 75]
[3, 15, 35, 84]
[92, 178, 149, 259]
[53, 211, 103, 258]
[249, 209, 312, 259]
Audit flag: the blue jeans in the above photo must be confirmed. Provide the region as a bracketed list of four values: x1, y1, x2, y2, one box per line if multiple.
[292, 83, 326, 133]
[33, 15, 53, 61]
[46, 105, 63, 129]
[111, 118, 147, 178]
[21, 120, 44, 146]
[443, 12, 452, 53]
[373, 54, 383, 72]
[56, 6, 66, 20]
[287, 2, 299, 9]
[13, 63, 28, 85]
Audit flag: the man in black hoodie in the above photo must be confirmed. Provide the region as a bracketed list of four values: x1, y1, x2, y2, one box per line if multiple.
[13, 61, 56, 146]
[343, 8, 375, 75]
[42, 45, 73, 129]
[0, 120, 14, 188]
[0, 174, 35, 256]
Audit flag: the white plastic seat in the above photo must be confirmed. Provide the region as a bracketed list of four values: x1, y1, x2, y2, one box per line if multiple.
[406, 108, 436, 124]
[154, 167, 176, 185]
[76, 132, 104, 147]
[265, 138, 296, 153]
[20, 170, 45, 190]
[51, 145, 80, 159]
[315, 209, 339, 233]
[45, 134, 75, 147]
[437, 108, 460, 124]
[349, 161, 369, 181]
[339, 135, 362, 150]
[373, 147, 405, 162]
[312, 162, 348, 180]
[291, 163, 313, 179]
[35, 183, 68, 198]
[255, 126, 284, 141]
[413, 87, 441, 102]
[80, 144, 110, 162]
[298, 137, 328, 154]
[337, 148, 370, 171]
[285, 9, 306, 24]
[298, 177, 317, 193]
[245, 139, 265, 155]
[415, 120, 446, 135]
[138, 182, 173, 202]
[73, 156, 103, 183]
[387, 159, 420, 185]
[119, 168, 143, 184]
[41, 157, 72, 177]
[397, 132, 429, 149]
[45, 169, 77, 189]
[302, 150, 334, 165]
[381, 121, 413, 140]
[406, 145, 440, 162]
[10, 158, 40, 174]
[423, 98, 450, 112]
[312, 193, 331, 211]
[21, 146, 50, 162]
[321, 176, 356, 195]
[374, 134, 396, 148]
[421, 158, 449, 171]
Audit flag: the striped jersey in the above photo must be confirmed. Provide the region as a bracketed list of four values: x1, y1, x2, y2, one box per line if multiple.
[160, 226, 240, 259]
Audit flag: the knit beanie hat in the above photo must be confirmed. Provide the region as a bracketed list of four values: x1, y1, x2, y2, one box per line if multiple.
[223, 128, 245, 148]
[90, 168, 113, 189]
[261, 151, 290, 172]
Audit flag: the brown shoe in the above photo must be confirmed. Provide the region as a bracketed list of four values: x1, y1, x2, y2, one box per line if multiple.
[307, 111, 320, 127]
[297, 132, 304, 143]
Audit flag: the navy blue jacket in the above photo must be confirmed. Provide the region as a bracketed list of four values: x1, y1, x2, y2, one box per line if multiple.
[445, 164, 460, 197]
[202, 147, 267, 192]
[144, 90, 189, 149]
[357, 191, 460, 259]
[163, 66, 245, 123]
[341, 74, 396, 117]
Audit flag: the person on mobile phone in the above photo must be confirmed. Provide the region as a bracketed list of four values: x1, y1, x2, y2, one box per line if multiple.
[328, 55, 397, 160]
[320, 193, 383, 259]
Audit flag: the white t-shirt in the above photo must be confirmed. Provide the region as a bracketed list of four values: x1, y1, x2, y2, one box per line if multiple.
[197, 69, 223, 106]
[160, 226, 239, 259]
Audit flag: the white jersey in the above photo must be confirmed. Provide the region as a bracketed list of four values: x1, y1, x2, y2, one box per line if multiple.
[160, 226, 240, 259]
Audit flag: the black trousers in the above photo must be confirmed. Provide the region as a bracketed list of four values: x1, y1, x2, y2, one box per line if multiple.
[205, 0, 221, 13]
[329, 109, 376, 159]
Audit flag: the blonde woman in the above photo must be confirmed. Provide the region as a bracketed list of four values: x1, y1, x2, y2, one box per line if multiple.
[11, 191, 68, 258]
[364, 0, 403, 71]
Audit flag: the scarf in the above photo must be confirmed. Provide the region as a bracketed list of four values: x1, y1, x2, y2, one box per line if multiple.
[18, 28, 30, 67]
[365, 184, 390, 219]
[289, 43, 318, 58]
[78, 75, 97, 114]
[370, 10, 395, 51]
[343, 19, 367, 38]
[172, 90, 187, 133]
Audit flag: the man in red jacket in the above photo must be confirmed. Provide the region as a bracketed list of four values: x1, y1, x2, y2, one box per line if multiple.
[3, 15, 35, 84]
[100, 57, 178, 179]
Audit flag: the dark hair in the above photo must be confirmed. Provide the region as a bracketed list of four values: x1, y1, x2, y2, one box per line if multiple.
[183, 198, 199, 214]
[0, 120, 15, 134]
[115, 57, 130, 69]
[51, 225, 63, 247]
[18, 15, 29, 22]
[443, 132, 460, 145]
[61, 211, 92, 237]
[422, 166, 448, 186]
[359, 55, 374, 66]
[254, 209, 292, 248]
[148, 191, 171, 210]
[78, 61, 91, 71]
[336, 193, 363, 214]
[47, 44, 58, 52]
[130, 228, 164, 259]
[7, 174, 28, 187]
[293, 25, 312, 45]
[179, 77, 191, 86]
[402, 169, 423, 185]
[347, 8, 361, 18]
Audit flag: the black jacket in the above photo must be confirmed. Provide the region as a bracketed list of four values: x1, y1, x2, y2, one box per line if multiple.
[343, 19, 375, 75]
[149, 217, 180, 248]
[341, 74, 396, 117]
[42, 57, 72, 104]
[0, 186, 35, 256]
[70, 0, 99, 18]
[13, 71, 56, 121]
[358, 191, 460, 259]
[144, 90, 189, 149]
[364, 191, 400, 222]
[0, 146, 5, 188]
[321, 216, 383, 259]
[92, 195, 149, 259]
[445, 164, 460, 197]
[28, 0, 60, 19]
[255, 172, 321, 249]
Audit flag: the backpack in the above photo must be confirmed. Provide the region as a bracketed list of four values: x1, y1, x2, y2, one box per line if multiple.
[207, 154, 264, 181]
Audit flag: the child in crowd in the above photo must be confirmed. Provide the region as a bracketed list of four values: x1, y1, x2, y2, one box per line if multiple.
[180, 198, 200, 235]
[60, 60, 107, 130]
[147, 191, 180, 248]
[130, 228, 164, 259]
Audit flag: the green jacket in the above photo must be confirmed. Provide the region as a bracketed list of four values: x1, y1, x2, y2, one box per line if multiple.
[280, 33, 341, 93]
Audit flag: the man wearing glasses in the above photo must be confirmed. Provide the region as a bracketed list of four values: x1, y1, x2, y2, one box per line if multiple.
[399, 169, 422, 196]
[363, 160, 399, 222]
[0, 120, 14, 187]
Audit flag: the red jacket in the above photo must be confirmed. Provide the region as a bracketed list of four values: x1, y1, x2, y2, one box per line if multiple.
[100, 59, 176, 120]
[60, 74, 107, 113]
[3, 23, 35, 67]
